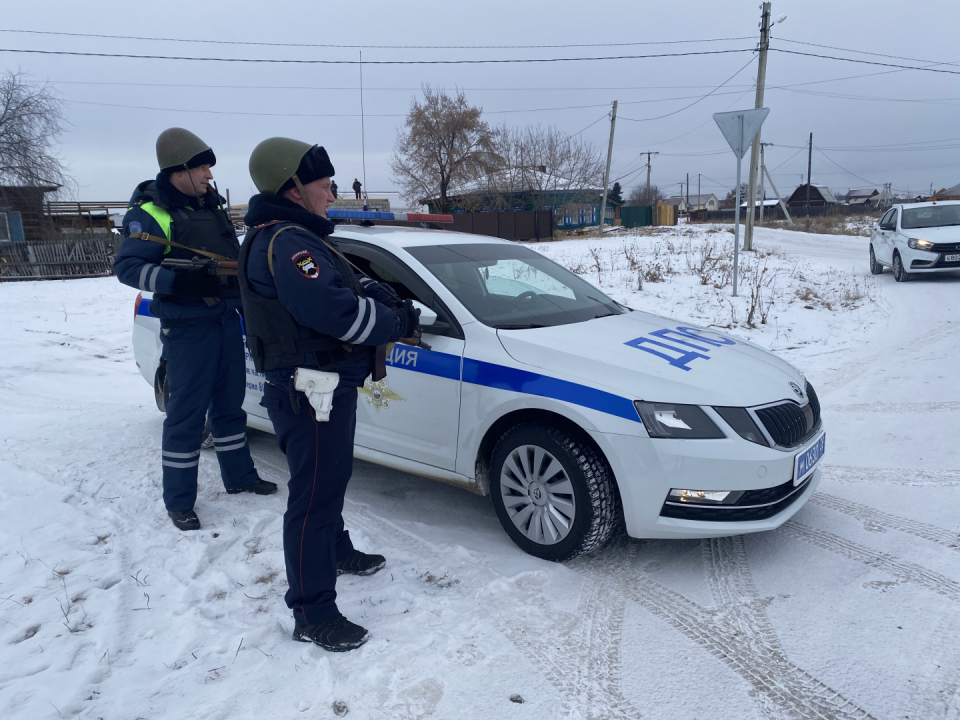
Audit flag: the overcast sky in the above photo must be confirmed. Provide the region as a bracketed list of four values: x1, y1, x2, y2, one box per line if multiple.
[2, 0, 958, 204]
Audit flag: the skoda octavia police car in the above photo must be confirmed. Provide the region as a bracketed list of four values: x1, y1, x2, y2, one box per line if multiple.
[132, 215, 825, 561]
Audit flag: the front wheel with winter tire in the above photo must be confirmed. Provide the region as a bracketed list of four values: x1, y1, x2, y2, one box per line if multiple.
[869, 245, 884, 275]
[892, 251, 910, 282]
[490, 422, 620, 562]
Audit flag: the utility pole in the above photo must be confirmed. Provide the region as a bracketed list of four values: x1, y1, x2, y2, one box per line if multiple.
[744, 1, 772, 251]
[598, 100, 617, 236]
[686, 172, 690, 211]
[805, 131, 813, 227]
[644, 152, 659, 201]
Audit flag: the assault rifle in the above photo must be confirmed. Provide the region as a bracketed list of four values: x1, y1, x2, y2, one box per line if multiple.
[160, 257, 238, 276]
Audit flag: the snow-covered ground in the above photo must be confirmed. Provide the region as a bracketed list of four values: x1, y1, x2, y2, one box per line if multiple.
[1, 225, 958, 720]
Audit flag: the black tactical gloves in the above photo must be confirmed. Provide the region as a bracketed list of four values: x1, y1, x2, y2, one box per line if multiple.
[172, 267, 220, 298]
[396, 298, 422, 340]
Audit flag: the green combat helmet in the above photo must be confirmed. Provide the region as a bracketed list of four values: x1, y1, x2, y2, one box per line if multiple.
[156, 128, 216, 172]
[248, 137, 315, 195]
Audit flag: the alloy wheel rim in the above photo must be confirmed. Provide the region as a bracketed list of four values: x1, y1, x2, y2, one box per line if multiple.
[499, 444, 576, 545]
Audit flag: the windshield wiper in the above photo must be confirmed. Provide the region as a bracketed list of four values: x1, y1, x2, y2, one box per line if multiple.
[496, 323, 546, 330]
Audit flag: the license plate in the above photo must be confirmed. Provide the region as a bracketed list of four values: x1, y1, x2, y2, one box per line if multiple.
[794, 432, 826, 486]
[945, 254, 960, 262]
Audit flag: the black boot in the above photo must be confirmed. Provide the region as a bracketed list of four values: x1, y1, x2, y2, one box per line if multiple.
[337, 549, 386, 577]
[226, 477, 278, 496]
[168, 509, 201, 531]
[292, 616, 369, 652]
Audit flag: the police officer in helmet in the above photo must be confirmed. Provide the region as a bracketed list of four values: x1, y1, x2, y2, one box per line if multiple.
[114, 128, 277, 532]
[238, 138, 421, 651]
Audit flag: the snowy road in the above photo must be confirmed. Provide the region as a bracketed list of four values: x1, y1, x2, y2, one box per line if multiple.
[1, 227, 958, 719]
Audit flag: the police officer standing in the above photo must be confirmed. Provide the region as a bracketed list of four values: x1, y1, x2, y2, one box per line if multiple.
[352, 178, 362, 200]
[115, 128, 277, 532]
[238, 138, 421, 651]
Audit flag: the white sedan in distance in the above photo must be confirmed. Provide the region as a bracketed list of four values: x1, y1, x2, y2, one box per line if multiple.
[132, 218, 825, 561]
[870, 201, 960, 281]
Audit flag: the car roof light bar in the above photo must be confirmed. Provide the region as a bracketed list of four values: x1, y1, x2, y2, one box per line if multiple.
[327, 209, 454, 223]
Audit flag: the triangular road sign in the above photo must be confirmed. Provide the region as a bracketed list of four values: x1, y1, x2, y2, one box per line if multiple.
[713, 108, 770, 159]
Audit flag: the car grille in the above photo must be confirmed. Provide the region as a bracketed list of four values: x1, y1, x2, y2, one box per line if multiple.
[931, 242, 960, 253]
[754, 382, 821, 449]
[660, 474, 813, 522]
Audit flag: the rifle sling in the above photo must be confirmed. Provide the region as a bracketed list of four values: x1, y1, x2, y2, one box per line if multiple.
[134, 231, 233, 262]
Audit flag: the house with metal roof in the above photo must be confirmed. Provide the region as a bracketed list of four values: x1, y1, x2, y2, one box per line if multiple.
[929, 182, 960, 201]
[786, 184, 840, 207]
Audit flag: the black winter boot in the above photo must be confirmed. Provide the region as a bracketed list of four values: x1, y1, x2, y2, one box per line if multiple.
[292, 616, 369, 652]
[337, 549, 386, 577]
[168, 509, 201, 531]
[226, 477, 278, 496]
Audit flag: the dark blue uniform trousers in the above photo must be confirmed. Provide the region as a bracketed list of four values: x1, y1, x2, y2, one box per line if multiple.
[261, 382, 356, 625]
[159, 311, 259, 511]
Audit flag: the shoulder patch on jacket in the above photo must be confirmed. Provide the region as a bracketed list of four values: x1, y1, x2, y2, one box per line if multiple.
[128, 220, 142, 235]
[291, 250, 320, 279]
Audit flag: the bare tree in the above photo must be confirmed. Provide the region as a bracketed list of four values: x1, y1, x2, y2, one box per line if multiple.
[390, 86, 499, 212]
[626, 184, 665, 206]
[0, 71, 72, 193]
[481, 124, 604, 216]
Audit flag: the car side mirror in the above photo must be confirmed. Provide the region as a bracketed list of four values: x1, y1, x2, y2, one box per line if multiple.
[410, 299, 438, 328]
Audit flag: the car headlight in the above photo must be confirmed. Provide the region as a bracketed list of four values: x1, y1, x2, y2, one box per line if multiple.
[713, 406, 770, 447]
[668, 488, 745, 505]
[634, 401, 725, 439]
[907, 238, 934, 251]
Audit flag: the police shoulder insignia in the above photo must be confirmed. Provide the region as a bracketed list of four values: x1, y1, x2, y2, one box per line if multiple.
[291, 250, 320, 279]
[129, 221, 142, 235]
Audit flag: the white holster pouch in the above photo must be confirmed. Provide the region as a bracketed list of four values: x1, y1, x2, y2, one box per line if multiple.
[293, 368, 340, 422]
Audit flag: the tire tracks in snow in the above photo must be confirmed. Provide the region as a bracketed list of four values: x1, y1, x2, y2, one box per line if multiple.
[780, 523, 960, 603]
[579, 539, 877, 720]
[811, 493, 960, 551]
[821, 463, 960, 488]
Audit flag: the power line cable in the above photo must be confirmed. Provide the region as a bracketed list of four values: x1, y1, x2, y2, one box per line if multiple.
[618, 56, 756, 122]
[767, 145, 808, 174]
[0, 46, 754, 65]
[776, 38, 960, 68]
[0, 28, 753, 50]
[813, 145, 882, 186]
[770, 48, 960, 76]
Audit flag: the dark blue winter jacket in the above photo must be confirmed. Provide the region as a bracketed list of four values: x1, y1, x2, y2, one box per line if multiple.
[114, 172, 241, 323]
[243, 193, 401, 387]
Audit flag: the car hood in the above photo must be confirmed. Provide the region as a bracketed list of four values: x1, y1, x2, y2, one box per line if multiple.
[496, 311, 807, 407]
[901, 226, 960, 242]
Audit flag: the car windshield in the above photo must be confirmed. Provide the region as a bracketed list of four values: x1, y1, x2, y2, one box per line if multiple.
[901, 205, 960, 229]
[406, 243, 624, 329]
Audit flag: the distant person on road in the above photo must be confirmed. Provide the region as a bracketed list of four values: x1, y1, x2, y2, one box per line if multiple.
[114, 128, 277, 532]
[330, 179, 338, 199]
[352, 178, 362, 199]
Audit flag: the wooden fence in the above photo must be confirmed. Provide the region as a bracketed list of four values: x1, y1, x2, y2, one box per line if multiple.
[0, 236, 121, 282]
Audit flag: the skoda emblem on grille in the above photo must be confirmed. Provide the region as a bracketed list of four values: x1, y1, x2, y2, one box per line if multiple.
[789, 382, 804, 398]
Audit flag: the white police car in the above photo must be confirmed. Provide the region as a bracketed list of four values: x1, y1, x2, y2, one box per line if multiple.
[133, 218, 824, 561]
[869, 200, 960, 281]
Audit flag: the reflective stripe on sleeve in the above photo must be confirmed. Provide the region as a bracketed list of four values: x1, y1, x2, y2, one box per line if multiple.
[138, 264, 152, 291]
[338, 296, 368, 342]
[354, 298, 378, 344]
[148, 265, 161, 293]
